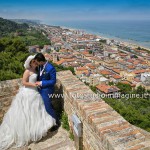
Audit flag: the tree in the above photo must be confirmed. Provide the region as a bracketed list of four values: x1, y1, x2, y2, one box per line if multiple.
[0, 37, 29, 81]
[116, 82, 132, 94]
[89, 50, 92, 54]
[108, 81, 114, 86]
[136, 85, 146, 96]
[90, 85, 97, 93]
[66, 66, 75, 75]
[99, 39, 106, 44]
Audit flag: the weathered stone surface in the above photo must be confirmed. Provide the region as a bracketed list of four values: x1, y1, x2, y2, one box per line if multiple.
[0, 79, 22, 123]
[8, 126, 75, 150]
[28, 126, 75, 150]
[0, 70, 150, 150]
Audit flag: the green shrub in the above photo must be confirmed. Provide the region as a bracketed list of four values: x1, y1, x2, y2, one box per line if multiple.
[61, 111, 70, 131]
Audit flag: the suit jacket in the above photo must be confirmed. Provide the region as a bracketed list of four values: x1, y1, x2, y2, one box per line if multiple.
[37, 62, 56, 94]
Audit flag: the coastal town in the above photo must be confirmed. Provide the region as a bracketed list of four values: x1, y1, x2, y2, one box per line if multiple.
[1, 0, 150, 148]
[29, 24, 150, 95]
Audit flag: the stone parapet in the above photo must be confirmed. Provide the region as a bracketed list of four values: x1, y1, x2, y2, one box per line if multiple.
[56, 70, 150, 150]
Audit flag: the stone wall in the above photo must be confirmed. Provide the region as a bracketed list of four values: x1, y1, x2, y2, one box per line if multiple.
[0, 78, 22, 122]
[56, 70, 150, 150]
[0, 71, 150, 150]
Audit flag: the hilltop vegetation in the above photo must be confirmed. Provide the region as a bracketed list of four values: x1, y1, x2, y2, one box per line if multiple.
[0, 17, 50, 81]
[10, 19, 40, 25]
[0, 17, 29, 37]
[0, 37, 30, 81]
[0, 17, 50, 47]
[104, 84, 150, 132]
[17, 27, 51, 48]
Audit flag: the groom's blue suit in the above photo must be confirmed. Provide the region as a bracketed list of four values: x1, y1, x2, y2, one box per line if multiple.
[37, 62, 57, 120]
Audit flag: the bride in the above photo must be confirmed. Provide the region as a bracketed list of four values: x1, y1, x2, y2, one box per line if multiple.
[0, 55, 56, 150]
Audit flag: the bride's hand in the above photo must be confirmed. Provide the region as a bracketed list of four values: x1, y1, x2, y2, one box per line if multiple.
[33, 83, 38, 87]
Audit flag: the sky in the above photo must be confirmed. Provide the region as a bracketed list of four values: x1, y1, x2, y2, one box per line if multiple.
[0, 0, 150, 22]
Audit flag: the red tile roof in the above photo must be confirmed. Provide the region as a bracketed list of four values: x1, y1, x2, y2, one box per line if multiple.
[81, 51, 89, 55]
[112, 68, 121, 74]
[128, 65, 136, 69]
[55, 59, 66, 65]
[134, 78, 141, 82]
[133, 60, 140, 65]
[119, 53, 128, 56]
[127, 59, 134, 63]
[111, 74, 122, 79]
[76, 67, 88, 71]
[100, 70, 112, 75]
[96, 84, 120, 94]
[133, 69, 147, 74]
[121, 81, 136, 87]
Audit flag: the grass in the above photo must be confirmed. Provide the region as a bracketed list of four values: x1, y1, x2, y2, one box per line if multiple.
[61, 111, 74, 140]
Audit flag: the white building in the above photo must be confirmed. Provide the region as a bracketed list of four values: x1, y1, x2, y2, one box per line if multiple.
[141, 72, 150, 86]
[89, 74, 108, 86]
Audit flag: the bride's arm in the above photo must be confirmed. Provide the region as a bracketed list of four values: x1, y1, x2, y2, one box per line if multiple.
[22, 70, 36, 87]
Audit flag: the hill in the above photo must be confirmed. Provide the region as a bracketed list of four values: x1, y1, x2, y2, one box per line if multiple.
[0, 17, 29, 37]
[10, 19, 41, 25]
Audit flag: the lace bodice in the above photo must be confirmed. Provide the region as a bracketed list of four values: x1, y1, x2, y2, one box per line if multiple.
[28, 73, 38, 83]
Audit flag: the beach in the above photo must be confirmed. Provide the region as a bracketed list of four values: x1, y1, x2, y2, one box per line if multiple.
[45, 20, 150, 51]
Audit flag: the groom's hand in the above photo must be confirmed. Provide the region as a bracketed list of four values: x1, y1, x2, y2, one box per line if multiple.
[35, 82, 41, 86]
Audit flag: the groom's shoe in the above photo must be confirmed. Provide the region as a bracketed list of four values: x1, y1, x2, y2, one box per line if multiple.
[50, 125, 59, 132]
[56, 119, 61, 127]
[50, 117, 61, 132]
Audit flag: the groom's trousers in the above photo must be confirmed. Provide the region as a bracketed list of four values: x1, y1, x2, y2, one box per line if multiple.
[39, 89, 57, 120]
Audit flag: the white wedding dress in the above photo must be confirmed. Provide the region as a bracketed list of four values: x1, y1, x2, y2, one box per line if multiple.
[0, 73, 56, 150]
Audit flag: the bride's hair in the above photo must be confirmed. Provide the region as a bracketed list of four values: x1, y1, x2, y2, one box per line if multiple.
[34, 53, 46, 62]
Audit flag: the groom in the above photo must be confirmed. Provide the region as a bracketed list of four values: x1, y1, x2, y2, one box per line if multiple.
[35, 53, 59, 129]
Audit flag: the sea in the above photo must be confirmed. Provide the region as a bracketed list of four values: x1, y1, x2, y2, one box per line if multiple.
[44, 20, 150, 49]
